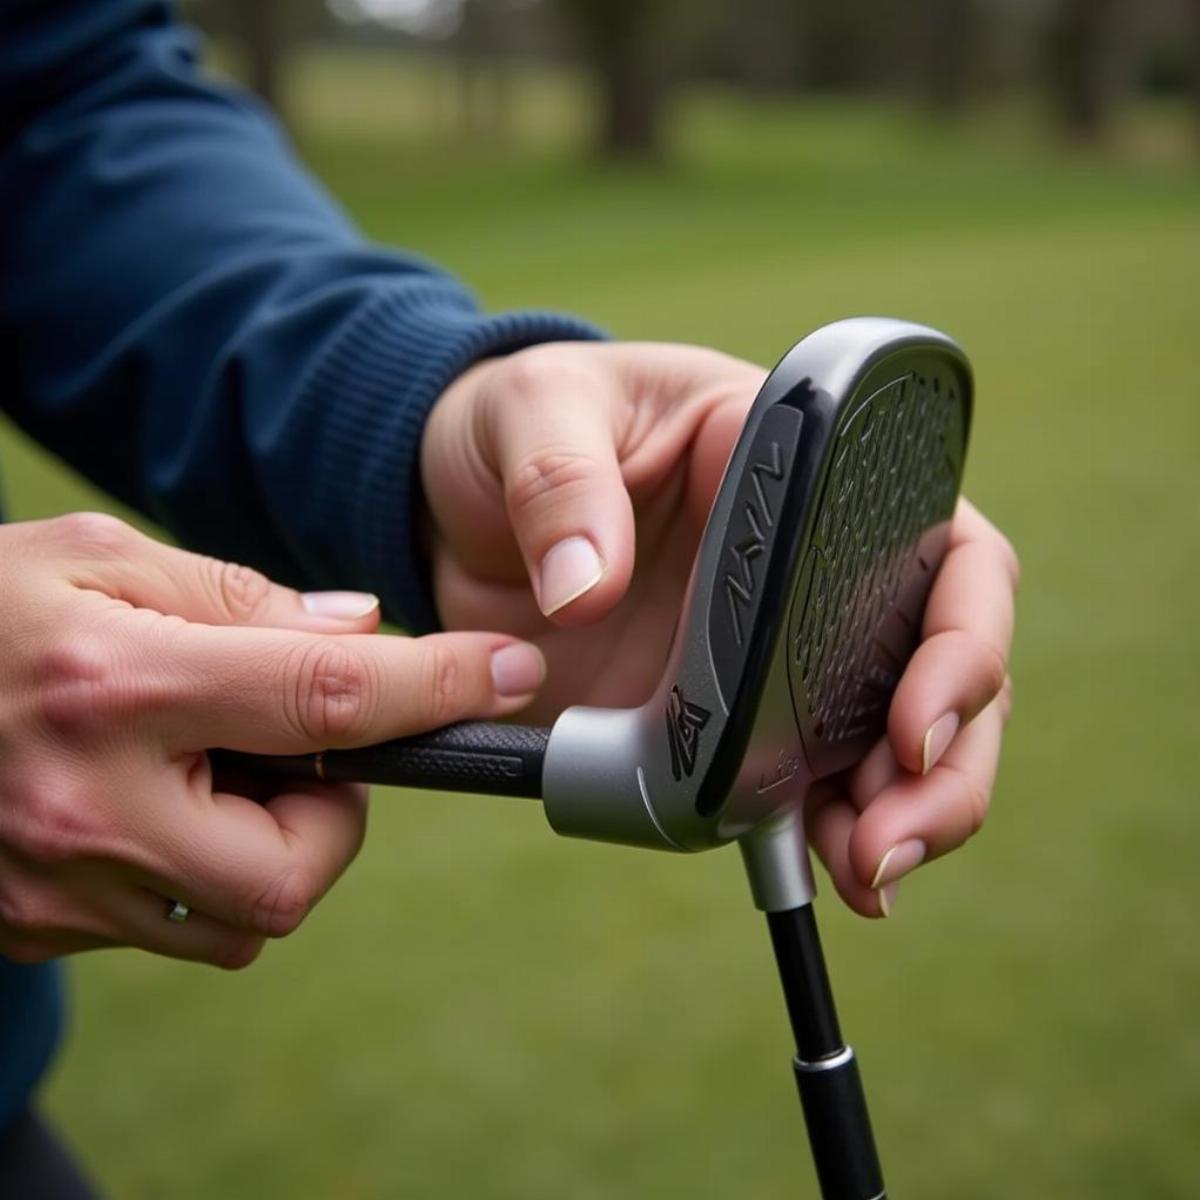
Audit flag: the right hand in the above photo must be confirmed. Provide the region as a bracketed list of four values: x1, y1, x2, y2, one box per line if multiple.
[0, 513, 545, 968]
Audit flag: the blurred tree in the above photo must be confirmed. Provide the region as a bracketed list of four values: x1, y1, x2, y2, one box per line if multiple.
[558, 0, 673, 159]
[1193, 0, 1200, 146]
[915, 0, 982, 116]
[193, 0, 332, 127]
[739, 0, 806, 96]
[1047, 0, 1127, 141]
[229, 0, 287, 113]
[799, 0, 894, 91]
[454, 0, 516, 141]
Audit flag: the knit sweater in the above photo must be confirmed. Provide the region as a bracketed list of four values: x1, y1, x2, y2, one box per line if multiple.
[0, 0, 601, 1130]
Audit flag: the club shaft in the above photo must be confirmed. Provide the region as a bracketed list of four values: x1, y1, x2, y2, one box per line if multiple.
[209, 721, 550, 799]
[766, 906, 886, 1200]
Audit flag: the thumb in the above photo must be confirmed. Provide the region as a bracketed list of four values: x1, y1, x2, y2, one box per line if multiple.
[482, 366, 635, 626]
[52, 512, 381, 634]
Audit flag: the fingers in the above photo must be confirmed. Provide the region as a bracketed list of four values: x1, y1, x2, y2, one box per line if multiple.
[129, 781, 367, 942]
[851, 696, 1006, 885]
[143, 622, 545, 753]
[887, 498, 1018, 775]
[807, 784, 890, 920]
[478, 353, 635, 625]
[0, 863, 261, 968]
[810, 631, 1010, 919]
[103, 888, 266, 970]
[809, 694, 1007, 918]
[423, 342, 766, 631]
[2, 765, 367, 958]
[45, 511, 381, 634]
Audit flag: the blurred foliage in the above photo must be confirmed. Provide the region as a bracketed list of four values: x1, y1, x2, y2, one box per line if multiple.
[186, 0, 1200, 155]
[11, 42, 1198, 1199]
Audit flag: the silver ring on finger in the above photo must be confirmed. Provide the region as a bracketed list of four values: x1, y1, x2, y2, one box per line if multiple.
[165, 898, 191, 924]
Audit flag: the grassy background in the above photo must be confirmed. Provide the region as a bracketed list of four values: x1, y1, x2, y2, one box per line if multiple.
[13, 50, 1199, 1198]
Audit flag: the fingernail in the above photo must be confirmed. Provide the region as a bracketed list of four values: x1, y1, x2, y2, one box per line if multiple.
[877, 882, 899, 919]
[922, 713, 959, 775]
[490, 642, 546, 697]
[870, 838, 927, 889]
[537, 536, 604, 616]
[301, 591, 379, 620]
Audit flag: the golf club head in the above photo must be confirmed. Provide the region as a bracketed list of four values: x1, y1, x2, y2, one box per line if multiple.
[542, 318, 971, 878]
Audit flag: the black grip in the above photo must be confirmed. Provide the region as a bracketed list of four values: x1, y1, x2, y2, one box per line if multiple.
[794, 1051, 885, 1200]
[210, 721, 550, 799]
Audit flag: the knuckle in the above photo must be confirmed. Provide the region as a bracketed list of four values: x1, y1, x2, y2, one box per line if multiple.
[418, 642, 466, 727]
[50, 512, 134, 556]
[943, 762, 991, 838]
[36, 637, 138, 733]
[505, 449, 606, 518]
[8, 778, 92, 866]
[37, 636, 113, 690]
[998, 674, 1015, 722]
[210, 559, 273, 624]
[976, 641, 1010, 701]
[940, 629, 1007, 702]
[994, 533, 1021, 591]
[493, 344, 577, 395]
[965, 783, 991, 836]
[215, 935, 266, 972]
[0, 882, 54, 936]
[285, 640, 378, 744]
[249, 869, 315, 938]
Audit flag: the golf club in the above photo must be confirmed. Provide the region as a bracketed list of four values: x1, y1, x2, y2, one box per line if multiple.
[213, 317, 972, 1200]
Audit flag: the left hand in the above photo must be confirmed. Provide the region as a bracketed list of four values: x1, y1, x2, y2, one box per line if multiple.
[421, 341, 1018, 917]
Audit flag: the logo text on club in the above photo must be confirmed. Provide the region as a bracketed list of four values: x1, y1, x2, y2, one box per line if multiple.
[757, 748, 802, 794]
[723, 439, 785, 646]
[665, 685, 711, 782]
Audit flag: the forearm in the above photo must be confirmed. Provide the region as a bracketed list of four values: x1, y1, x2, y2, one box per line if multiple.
[0, 0, 600, 631]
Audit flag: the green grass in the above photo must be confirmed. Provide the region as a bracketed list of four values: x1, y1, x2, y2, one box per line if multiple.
[14, 49, 1200, 1199]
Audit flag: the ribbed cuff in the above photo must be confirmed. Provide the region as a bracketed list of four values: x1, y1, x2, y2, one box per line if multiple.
[293, 284, 605, 633]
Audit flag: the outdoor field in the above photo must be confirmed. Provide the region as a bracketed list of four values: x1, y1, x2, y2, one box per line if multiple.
[13, 49, 1200, 1199]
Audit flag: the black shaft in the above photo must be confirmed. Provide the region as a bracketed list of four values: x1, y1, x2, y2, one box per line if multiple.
[766, 906, 885, 1200]
[209, 721, 549, 799]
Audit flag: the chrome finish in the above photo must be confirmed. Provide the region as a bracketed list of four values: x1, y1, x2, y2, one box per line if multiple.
[738, 808, 817, 912]
[795, 1044, 856, 1073]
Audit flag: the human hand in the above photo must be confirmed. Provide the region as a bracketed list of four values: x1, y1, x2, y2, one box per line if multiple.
[805, 498, 1017, 917]
[422, 341, 1017, 916]
[0, 513, 545, 966]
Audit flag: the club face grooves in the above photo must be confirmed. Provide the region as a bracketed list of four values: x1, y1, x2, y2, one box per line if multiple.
[695, 338, 971, 823]
[787, 354, 971, 782]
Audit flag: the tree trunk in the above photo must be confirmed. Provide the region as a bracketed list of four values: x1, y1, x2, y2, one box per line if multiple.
[1048, 0, 1125, 142]
[455, 0, 514, 143]
[563, 0, 670, 161]
[740, 0, 804, 96]
[231, 0, 288, 118]
[1193, 0, 1200, 152]
[918, 0, 979, 116]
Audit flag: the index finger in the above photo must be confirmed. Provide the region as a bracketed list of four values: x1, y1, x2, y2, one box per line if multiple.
[887, 498, 1019, 775]
[136, 620, 546, 753]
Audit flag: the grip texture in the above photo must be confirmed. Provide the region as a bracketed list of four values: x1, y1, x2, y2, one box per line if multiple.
[211, 721, 549, 798]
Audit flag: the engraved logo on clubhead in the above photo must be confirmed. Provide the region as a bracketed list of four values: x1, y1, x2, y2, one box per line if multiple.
[723, 439, 786, 646]
[665, 685, 711, 782]
[757, 748, 802, 794]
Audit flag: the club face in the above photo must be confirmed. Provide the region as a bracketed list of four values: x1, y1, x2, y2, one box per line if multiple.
[542, 319, 971, 853]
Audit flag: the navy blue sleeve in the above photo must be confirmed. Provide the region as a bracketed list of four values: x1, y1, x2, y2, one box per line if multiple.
[0, 0, 602, 632]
